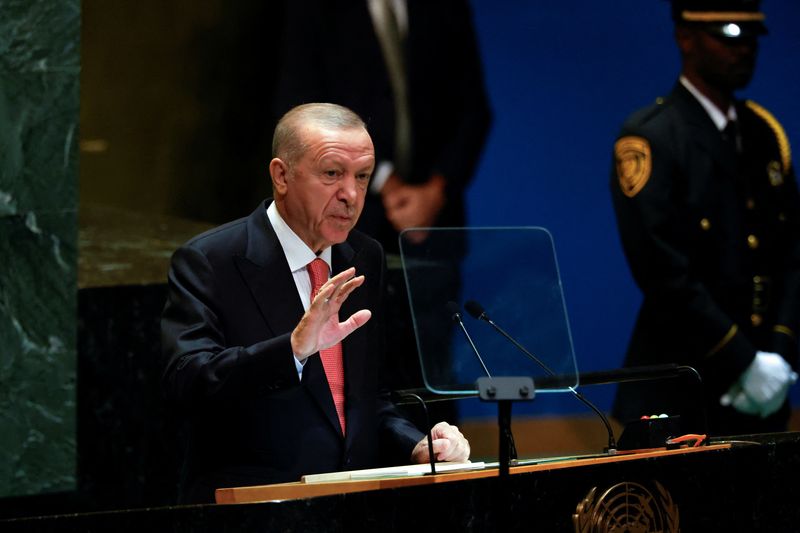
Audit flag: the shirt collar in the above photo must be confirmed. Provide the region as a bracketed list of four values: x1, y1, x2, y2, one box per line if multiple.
[679, 75, 737, 131]
[267, 201, 332, 273]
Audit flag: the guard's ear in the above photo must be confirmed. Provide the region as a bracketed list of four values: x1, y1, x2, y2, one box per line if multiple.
[270, 158, 290, 196]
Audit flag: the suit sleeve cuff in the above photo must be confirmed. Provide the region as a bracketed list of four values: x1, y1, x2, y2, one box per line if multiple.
[772, 325, 798, 361]
[700, 324, 757, 394]
[370, 160, 394, 194]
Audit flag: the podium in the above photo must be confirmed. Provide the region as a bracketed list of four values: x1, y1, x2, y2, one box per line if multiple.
[215, 444, 725, 504]
[3, 432, 799, 531]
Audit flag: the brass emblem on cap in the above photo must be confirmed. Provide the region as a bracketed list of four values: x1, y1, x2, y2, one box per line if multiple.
[573, 481, 680, 533]
[700, 218, 711, 231]
[747, 235, 759, 249]
[768, 161, 784, 187]
[615, 136, 652, 198]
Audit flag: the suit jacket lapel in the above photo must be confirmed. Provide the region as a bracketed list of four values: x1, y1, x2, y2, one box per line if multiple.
[234, 203, 304, 338]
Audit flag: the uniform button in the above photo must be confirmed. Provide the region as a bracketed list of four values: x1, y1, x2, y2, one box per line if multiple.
[747, 235, 759, 249]
[751, 313, 763, 327]
[779, 213, 786, 222]
[768, 161, 784, 186]
[746, 198, 755, 210]
[700, 218, 711, 231]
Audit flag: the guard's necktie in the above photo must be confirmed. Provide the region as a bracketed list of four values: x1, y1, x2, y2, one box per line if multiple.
[722, 120, 742, 154]
[307, 258, 346, 435]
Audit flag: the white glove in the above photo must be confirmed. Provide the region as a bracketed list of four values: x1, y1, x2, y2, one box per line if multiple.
[742, 351, 796, 404]
[720, 351, 798, 418]
[720, 382, 760, 415]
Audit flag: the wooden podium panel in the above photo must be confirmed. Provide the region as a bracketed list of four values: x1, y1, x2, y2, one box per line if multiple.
[215, 444, 729, 504]
[3, 433, 800, 532]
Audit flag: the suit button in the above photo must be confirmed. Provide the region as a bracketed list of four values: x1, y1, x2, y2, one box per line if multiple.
[747, 235, 759, 249]
[700, 218, 711, 231]
[751, 314, 763, 327]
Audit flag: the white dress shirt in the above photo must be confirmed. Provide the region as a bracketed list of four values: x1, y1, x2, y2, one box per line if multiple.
[267, 201, 332, 379]
[680, 75, 738, 131]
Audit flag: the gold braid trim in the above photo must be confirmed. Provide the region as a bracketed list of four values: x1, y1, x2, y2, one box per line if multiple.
[746, 100, 792, 173]
[705, 325, 738, 359]
[682, 11, 765, 22]
[773, 325, 797, 341]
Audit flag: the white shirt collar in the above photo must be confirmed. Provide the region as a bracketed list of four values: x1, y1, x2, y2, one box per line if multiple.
[266, 201, 332, 273]
[680, 75, 737, 131]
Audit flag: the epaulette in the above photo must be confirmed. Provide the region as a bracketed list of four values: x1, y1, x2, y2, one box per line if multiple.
[746, 100, 792, 174]
[626, 96, 669, 128]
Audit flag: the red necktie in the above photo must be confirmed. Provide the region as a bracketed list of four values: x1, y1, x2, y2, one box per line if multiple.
[307, 258, 346, 435]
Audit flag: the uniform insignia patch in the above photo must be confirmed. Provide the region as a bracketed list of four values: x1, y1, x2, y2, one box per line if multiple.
[615, 136, 652, 197]
[768, 160, 784, 186]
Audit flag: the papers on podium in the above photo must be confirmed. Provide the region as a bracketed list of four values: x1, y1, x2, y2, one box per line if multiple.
[301, 461, 486, 483]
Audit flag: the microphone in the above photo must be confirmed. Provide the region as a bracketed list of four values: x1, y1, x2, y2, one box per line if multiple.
[465, 300, 553, 376]
[464, 299, 617, 452]
[447, 301, 492, 377]
[450, 301, 521, 469]
[390, 390, 437, 475]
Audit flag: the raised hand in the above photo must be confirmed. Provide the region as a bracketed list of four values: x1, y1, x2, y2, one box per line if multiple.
[291, 267, 372, 360]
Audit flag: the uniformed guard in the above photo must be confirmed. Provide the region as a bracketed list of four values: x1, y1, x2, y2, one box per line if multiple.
[610, 0, 800, 435]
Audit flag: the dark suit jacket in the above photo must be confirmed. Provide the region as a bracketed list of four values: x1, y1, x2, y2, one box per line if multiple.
[161, 201, 423, 503]
[271, 0, 491, 252]
[610, 83, 800, 434]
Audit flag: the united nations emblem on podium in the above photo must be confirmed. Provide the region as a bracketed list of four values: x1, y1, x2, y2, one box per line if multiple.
[573, 481, 680, 532]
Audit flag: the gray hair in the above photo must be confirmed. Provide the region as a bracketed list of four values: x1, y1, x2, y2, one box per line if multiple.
[272, 103, 367, 166]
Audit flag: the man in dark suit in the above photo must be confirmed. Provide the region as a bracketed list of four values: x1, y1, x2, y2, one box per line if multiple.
[162, 103, 469, 504]
[610, 0, 800, 436]
[270, 0, 492, 401]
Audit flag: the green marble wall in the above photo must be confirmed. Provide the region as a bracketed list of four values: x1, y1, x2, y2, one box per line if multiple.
[0, 0, 79, 497]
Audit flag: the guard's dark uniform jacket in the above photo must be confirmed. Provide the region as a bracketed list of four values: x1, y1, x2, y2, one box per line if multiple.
[610, 82, 800, 435]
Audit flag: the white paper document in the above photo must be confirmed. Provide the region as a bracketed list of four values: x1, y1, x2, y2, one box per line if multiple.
[301, 461, 486, 483]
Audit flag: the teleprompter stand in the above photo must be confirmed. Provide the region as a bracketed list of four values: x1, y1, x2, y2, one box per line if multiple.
[399, 227, 581, 476]
[476, 376, 536, 476]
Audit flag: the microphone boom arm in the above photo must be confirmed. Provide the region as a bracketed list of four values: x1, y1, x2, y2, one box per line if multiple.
[465, 299, 618, 452]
